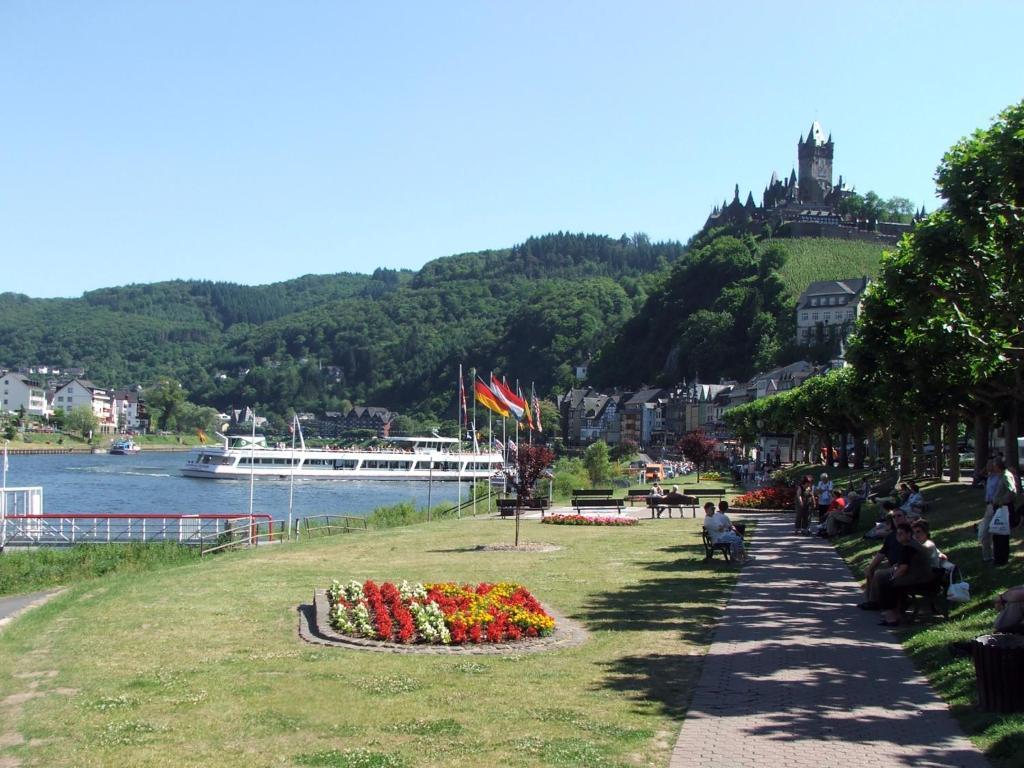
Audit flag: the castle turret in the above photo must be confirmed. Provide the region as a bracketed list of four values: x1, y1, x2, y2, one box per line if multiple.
[797, 121, 834, 205]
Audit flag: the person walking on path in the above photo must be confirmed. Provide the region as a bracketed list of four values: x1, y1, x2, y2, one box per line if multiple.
[990, 457, 1018, 566]
[670, 513, 991, 768]
[979, 458, 1000, 562]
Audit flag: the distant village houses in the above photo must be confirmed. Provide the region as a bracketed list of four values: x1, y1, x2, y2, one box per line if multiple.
[557, 357, 838, 460]
[313, 407, 396, 439]
[1, 369, 148, 433]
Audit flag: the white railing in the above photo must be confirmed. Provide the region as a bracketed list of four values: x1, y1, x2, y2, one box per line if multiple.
[0, 513, 273, 549]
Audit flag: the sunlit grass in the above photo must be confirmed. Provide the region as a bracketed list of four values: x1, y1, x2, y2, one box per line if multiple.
[0, 514, 738, 767]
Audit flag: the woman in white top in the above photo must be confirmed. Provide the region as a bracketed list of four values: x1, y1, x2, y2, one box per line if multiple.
[911, 519, 945, 570]
[814, 472, 834, 524]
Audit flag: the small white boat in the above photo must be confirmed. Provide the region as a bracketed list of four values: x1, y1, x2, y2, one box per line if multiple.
[109, 438, 141, 455]
[181, 432, 502, 481]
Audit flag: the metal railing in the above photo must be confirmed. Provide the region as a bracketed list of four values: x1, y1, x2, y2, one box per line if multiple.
[300, 515, 368, 538]
[1, 513, 273, 550]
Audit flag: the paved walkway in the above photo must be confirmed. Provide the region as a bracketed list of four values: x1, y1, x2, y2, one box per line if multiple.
[670, 513, 991, 768]
[0, 589, 63, 632]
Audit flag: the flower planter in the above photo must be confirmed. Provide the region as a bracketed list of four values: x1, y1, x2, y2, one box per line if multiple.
[325, 580, 554, 646]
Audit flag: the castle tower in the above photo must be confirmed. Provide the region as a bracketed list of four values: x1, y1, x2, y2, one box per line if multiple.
[797, 121, 833, 205]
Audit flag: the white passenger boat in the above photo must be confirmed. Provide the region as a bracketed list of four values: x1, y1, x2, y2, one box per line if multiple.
[180, 433, 503, 481]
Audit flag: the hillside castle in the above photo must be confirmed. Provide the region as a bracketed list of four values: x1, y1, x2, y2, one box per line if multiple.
[704, 122, 921, 244]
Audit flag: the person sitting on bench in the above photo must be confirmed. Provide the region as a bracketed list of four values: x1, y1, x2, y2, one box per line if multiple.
[706, 500, 748, 562]
[649, 483, 667, 517]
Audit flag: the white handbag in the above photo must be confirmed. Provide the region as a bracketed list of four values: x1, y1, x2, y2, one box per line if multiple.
[947, 571, 970, 603]
[990, 505, 1011, 536]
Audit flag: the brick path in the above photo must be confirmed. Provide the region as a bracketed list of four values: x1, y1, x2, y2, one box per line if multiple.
[670, 513, 991, 768]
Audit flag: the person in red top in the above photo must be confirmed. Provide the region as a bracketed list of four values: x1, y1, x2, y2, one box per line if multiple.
[823, 489, 853, 538]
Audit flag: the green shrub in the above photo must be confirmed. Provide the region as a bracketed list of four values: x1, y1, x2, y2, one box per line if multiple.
[0, 543, 198, 597]
[552, 458, 588, 496]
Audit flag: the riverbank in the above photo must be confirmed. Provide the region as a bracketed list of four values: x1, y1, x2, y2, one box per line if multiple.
[4, 445, 196, 455]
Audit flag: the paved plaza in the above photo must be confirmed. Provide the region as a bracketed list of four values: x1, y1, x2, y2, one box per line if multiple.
[669, 513, 990, 768]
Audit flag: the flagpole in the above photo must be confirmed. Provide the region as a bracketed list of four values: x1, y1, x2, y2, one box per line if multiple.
[457, 365, 463, 519]
[248, 410, 256, 545]
[471, 366, 478, 517]
[1, 440, 8, 552]
[287, 413, 296, 541]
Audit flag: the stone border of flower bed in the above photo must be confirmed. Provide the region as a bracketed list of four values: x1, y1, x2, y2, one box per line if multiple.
[298, 589, 588, 655]
[728, 508, 793, 514]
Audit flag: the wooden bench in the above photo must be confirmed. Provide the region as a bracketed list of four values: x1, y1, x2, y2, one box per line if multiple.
[701, 528, 732, 562]
[572, 489, 614, 499]
[905, 568, 952, 621]
[626, 489, 651, 506]
[647, 494, 699, 519]
[571, 497, 626, 515]
[684, 488, 727, 505]
[496, 497, 551, 517]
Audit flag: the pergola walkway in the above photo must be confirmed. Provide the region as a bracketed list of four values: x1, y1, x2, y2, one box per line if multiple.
[670, 513, 991, 768]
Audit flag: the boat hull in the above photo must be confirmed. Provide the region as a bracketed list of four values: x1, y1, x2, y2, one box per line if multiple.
[180, 465, 494, 481]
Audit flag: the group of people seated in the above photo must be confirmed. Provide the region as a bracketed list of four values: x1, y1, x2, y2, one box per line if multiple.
[647, 483, 692, 517]
[858, 506, 949, 625]
[793, 472, 865, 538]
[702, 500, 750, 563]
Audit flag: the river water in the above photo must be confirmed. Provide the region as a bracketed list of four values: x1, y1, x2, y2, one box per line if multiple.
[2, 450, 470, 521]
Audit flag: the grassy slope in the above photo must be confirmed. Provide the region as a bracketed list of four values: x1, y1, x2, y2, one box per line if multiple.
[782, 464, 1024, 767]
[0, 516, 739, 768]
[772, 238, 888, 299]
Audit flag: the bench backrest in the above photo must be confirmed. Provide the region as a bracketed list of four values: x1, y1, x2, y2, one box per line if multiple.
[573, 497, 625, 507]
[626, 489, 651, 497]
[572, 489, 614, 498]
[649, 494, 698, 505]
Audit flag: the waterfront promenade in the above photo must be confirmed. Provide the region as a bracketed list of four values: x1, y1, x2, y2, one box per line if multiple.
[669, 513, 990, 768]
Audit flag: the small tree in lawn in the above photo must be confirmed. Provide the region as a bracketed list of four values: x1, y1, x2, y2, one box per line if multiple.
[677, 430, 718, 482]
[503, 444, 555, 547]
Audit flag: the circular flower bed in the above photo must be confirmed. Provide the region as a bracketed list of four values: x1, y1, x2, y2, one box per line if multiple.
[732, 485, 795, 509]
[326, 580, 554, 645]
[541, 514, 638, 526]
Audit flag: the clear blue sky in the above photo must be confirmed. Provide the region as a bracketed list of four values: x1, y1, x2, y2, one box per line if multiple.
[2, 2, 1021, 298]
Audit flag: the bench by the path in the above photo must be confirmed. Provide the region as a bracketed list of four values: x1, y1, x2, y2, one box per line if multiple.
[571, 497, 626, 515]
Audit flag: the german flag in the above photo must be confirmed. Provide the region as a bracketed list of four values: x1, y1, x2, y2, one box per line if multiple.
[475, 378, 510, 417]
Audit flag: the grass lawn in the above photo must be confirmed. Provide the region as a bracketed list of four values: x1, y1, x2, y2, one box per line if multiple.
[785, 464, 1024, 767]
[0, 515, 739, 767]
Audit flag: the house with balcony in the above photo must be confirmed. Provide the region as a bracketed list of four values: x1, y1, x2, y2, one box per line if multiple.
[2, 373, 50, 417]
[112, 388, 146, 431]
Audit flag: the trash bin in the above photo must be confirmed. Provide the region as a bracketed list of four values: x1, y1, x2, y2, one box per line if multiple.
[972, 634, 1024, 712]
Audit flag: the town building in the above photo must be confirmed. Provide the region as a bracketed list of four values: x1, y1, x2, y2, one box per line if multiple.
[1, 373, 49, 417]
[111, 388, 147, 432]
[795, 277, 870, 344]
[51, 378, 116, 432]
[314, 407, 395, 438]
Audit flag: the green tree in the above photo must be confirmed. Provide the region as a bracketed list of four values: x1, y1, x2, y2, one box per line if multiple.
[145, 378, 187, 431]
[65, 405, 99, 438]
[583, 440, 614, 486]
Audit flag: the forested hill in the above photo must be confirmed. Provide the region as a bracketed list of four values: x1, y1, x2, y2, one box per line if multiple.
[0, 232, 683, 419]
[587, 235, 886, 387]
